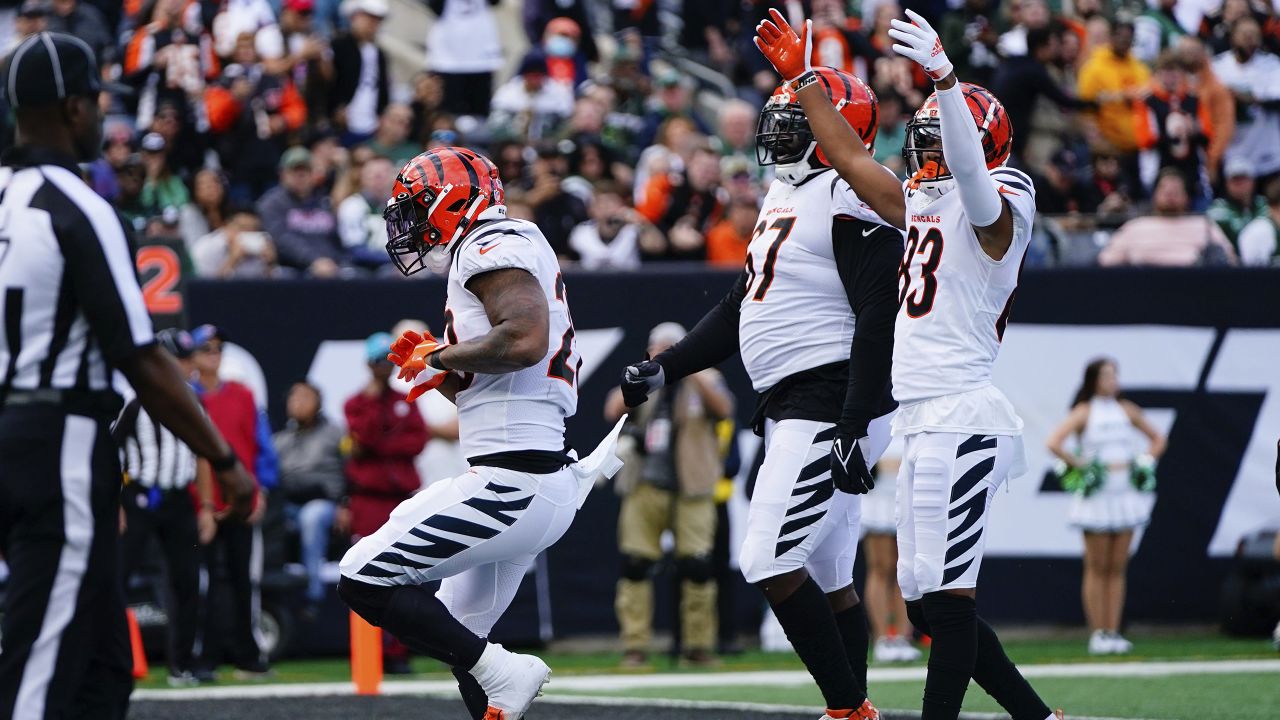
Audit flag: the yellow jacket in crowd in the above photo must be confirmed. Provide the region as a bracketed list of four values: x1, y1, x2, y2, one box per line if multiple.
[1078, 46, 1152, 152]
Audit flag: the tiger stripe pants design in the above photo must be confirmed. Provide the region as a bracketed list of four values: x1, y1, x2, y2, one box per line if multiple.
[895, 431, 1016, 601]
[739, 412, 894, 591]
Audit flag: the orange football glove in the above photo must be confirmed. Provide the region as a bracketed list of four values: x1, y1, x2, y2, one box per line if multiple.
[386, 329, 450, 401]
[754, 8, 812, 83]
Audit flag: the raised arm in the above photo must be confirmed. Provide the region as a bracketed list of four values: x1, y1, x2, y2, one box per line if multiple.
[888, 9, 1016, 258]
[755, 10, 907, 230]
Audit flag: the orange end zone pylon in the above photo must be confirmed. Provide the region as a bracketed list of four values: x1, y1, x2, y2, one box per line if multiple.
[350, 610, 383, 695]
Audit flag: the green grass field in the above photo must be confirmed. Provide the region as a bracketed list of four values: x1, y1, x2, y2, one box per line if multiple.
[137, 632, 1280, 719]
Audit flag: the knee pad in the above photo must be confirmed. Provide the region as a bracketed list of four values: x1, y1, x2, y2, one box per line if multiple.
[620, 555, 655, 581]
[676, 555, 713, 584]
[905, 599, 930, 635]
[910, 453, 952, 594]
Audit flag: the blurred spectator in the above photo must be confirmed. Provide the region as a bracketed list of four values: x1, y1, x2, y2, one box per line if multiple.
[331, 0, 388, 145]
[204, 35, 307, 201]
[274, 380, 346, 612]
[1134, 0, 1186, 64]
[343, 331, 428, 674]
[1176, 36, 1235, 184]
[409, 71, 444, 146]
[89, 119, 134, 203]
[123, 0, 217, 131]
[139, 131, 191, 220]
[525, 144, 589, 259]
[638, 70, 712, 151]
[525, 0, 598, 68]
[190, 324, 278, 679]
[489, 52, 575, 142]
[540, 16, 589, 87]
[810, 0, 880, 79]
[940, 0, 1001, 86]
[192, 208, 281, 278]
[1134, 50, 1212, 205]
[606, 322, 732, 668]
[871, 90, 907, 175]
[212, 0, 279, 58]
[714, 99, 763, 182]
[635, 115, 699, 201]
[45, 0, 110, 62]
[1098, 169, 1236, 266]
[1208, 157, 1266, 245]
[7, 1, 48, 54]
[1079, 19, 1151, 154]
[257, 147, 343, 277]
[705, 198, 757, 268]
[258, 0, 336, 129]
[337, 153, 395, 268]
[1212, 17, 1280, 184]
[1090, 151, 1137, 219]
[992, 24, 1094, 163]
[363, 103, 419, 167]
[637, 145, 724, 261]
[998, 0, 1051, 58]
[115, 154, 150, 234]
[679, 0, 734, 70]
[1237, 178, 1280, 265]
[567, 182, 654, 271]
[1199, 0, 1260, 55]
[426, 0, 503, 118]
[181, 169, 231, 247]
[1033, 148, 1101, 216]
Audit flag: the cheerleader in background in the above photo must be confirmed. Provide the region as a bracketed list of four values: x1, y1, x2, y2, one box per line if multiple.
[1047, 358, 1166, 656]
[860, 440, 923, 663]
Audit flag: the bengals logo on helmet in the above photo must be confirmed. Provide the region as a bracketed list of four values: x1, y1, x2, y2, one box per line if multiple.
[756, 66, 879, 170]
[383, 147, 505, 276]
[903, 83, 1012, 188]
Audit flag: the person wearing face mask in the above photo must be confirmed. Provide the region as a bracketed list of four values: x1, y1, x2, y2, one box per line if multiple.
[541, 15, 589, 88]
[1212, 16, 1280, 183]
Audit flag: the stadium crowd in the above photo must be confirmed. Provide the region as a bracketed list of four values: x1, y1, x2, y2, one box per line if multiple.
[2, 0, 1280, 272]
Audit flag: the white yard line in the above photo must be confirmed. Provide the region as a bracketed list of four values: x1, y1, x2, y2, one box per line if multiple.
[132, 657, 1280, 703]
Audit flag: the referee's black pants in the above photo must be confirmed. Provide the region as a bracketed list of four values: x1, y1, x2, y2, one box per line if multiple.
[120, 484, 201, 676]
[197, 520, 265, 670]
[0, 406, 132, 720]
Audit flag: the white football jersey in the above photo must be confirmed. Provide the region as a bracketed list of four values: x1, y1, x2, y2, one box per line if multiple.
[739, 170, 896, 392]
[445, 217, 578, 458]
[891, 166, 1036, 435]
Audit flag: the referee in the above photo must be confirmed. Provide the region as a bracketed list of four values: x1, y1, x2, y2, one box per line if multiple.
[115, 328, 214, 687]
[0, 32, 254, 720]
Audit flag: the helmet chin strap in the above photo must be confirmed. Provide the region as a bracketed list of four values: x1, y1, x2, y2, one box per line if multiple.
[775, 142, 824, 185]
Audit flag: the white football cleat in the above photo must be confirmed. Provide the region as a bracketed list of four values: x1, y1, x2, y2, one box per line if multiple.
[892, 635, 922, 662]
[1272, 620, 1280, 651]
[873, 637, 900, 663]
[470, 644, 551, 720]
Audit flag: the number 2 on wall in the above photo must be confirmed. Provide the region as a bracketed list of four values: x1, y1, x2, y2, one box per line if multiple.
[137, 245, 183, 314]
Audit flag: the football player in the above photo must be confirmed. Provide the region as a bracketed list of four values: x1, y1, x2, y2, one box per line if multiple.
[337, 147, 620, 720]
[621, 68, 902, 720]
[755, 9, 1063, 720]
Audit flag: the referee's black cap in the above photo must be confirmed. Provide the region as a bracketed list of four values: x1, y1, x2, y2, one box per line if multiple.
[0, 32, 117, 108]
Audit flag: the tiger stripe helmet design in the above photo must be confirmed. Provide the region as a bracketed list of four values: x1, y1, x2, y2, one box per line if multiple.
[756, 66, 878, 181]
[384, 146, 505, 276]
[902, 83, 1012, 188]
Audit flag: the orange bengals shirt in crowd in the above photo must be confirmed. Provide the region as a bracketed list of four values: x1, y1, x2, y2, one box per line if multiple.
[705, 217, 752, 267]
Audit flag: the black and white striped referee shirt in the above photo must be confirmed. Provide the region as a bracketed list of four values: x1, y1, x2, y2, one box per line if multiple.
[116, 399, 198, 489]
[0, 146, 154, 398]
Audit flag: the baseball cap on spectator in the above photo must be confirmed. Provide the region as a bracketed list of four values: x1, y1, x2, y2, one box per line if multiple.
[1224, 157, 1254, 179]
[341, 0, 388, 18]
[655, 68, 683, 89]
[365, 332, 393, 364]
[546, 17, 581, 39]
[155, 328, 196, 359]
[1, 32, 104, 108]
[284, 0, 315, 12]
[191, 324, 229, 348]
[1050, 147, 1082, 173]
[18, 0, 48, 18]
[518, 51, 549, 78]
[279, 146, 312, 170]
[140, 132, 166, 153]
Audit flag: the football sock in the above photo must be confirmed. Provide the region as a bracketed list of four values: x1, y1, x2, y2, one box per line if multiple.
[770, 577, 862, 710]
[920, 592, 978, 720]
[452, 666, 489, 719]
[909, 599, 1053, 720]
[833, 601, 871, 694]
[381, 585, 487, 669]
[974, 617, 1053, 720]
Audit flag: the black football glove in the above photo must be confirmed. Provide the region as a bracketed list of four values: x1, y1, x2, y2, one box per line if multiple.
[830, 427, 875, 494]
[621, 360, 665, 408]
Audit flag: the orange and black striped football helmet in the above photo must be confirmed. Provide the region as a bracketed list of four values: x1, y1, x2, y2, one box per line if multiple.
[384, 146, 505, 275]
[756, 66, 878, 178]
[903, 83, 1012, 189]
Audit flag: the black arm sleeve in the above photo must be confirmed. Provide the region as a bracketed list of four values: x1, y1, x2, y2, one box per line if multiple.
[833, 217, 902, 436]
[653, 271, 746, 383]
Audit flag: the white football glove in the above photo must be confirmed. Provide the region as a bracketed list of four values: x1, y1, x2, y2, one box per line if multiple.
[888, 9, 954, 82]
